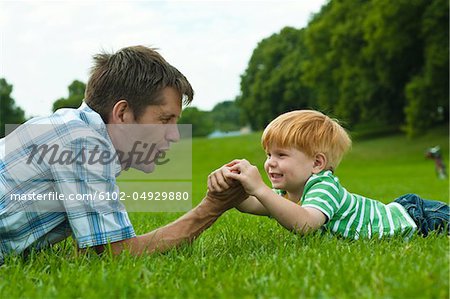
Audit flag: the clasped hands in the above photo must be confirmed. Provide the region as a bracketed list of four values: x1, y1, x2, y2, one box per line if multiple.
[206, 159, 265, 212]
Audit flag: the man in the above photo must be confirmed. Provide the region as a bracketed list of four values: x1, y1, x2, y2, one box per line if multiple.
[0, 46, 247, 261]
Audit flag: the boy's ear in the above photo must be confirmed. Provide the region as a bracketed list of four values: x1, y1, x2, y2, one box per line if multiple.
[312, 153, 327, 174]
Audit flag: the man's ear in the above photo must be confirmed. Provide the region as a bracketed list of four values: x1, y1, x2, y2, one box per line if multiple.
[312, 153, 327, 174]
[109, 100, 135, 124]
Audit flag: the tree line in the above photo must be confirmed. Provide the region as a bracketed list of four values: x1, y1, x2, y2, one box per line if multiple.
[1, 0, 448, 138]
[238, 0, 448, 136]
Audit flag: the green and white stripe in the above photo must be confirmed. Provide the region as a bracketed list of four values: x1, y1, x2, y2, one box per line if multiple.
[299, 171, 417, 240]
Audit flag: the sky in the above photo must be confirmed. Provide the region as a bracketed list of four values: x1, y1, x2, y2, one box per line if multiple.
[1, 0, 327, 118]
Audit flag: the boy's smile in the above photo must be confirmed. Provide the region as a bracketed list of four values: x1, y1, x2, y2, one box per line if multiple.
[264, 146, 316, 197]
[268, 172, 284, 183]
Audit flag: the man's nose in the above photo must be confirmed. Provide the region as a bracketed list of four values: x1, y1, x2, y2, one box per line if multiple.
[166, 124, 180, 143]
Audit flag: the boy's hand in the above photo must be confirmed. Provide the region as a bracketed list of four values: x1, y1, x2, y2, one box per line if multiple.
[225, 159, 267, 197]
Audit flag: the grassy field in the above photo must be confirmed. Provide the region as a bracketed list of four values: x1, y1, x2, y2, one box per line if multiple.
[1, 126, 449, 298]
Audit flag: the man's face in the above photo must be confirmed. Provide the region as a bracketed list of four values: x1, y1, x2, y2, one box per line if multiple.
[108, 87, 182, 173]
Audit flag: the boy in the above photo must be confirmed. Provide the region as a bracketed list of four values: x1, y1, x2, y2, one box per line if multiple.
[208, 110, 449, 239]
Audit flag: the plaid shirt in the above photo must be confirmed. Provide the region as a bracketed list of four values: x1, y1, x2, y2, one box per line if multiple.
[0, 103, 135, 262]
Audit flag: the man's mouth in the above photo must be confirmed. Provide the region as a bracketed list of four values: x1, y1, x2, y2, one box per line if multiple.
[156, 151, 165, 158]
[157, 148, 169, 155]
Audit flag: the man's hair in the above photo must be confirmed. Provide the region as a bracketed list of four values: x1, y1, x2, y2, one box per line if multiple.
[85, 45, 194, 123]
[261, 110, 352, 170]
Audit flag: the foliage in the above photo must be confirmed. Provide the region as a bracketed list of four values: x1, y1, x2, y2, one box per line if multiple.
[404, 0, 449, 136]
[179, 107, 214, 137]
[180, 101, 244, 137]
[238, 27, 313, 130]
[238, 0, 449, 135]
[210, 100, 242, 132]
[0, 78, 26, 138]
[52, 80, 86, 112]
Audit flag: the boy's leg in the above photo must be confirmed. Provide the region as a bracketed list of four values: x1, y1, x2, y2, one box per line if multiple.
[394, 194, 450, 236]
[421, 197, 449, 235]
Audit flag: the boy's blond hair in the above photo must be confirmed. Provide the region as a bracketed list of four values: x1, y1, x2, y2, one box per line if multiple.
[261, 110, 352, 171]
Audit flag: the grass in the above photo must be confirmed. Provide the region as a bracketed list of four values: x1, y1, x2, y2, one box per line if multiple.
[1, 126, 449, 298]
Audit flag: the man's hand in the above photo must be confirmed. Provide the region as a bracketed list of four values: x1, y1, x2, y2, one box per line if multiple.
[207, 161, 249, 213]
[207, 161, 240, 192]
[206, 180, 248, 214]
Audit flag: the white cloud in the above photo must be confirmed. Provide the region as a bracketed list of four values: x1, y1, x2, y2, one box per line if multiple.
[1, 0, 327, 117]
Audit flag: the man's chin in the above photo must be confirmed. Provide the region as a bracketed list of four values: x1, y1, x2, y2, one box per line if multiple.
[134, 163, 156, 173]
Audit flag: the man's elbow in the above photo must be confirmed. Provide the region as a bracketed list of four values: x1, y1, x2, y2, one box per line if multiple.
[78, 237, 140, 256]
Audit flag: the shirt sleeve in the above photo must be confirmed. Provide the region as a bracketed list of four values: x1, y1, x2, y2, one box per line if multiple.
[301, 176, 341, 222]
[50, 136, 136, 248]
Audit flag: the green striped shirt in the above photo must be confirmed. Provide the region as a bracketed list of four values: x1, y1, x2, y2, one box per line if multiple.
[276, 170, 417, 240]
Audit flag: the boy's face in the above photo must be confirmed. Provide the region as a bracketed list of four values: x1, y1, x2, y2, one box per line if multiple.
[264, 146, 315, 195]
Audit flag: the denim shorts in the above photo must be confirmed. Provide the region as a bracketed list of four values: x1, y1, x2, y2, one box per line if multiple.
[394, 193, 450, 236]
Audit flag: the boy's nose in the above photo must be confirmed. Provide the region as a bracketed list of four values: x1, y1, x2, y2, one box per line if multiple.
[266, 157, 277, 167]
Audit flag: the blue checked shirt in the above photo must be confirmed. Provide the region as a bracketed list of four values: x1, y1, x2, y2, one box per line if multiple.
[0, 103, 136, 262]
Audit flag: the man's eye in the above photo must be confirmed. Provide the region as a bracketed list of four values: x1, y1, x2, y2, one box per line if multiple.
[161, 118, 170, 124]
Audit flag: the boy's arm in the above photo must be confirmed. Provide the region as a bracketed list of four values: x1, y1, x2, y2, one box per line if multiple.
[225, 159, 326, 234]
[236, 195, 270, 216]
[253, 185, 327, 233]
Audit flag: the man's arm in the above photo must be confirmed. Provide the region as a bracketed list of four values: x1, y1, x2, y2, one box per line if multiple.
[93, 184, 248, 255]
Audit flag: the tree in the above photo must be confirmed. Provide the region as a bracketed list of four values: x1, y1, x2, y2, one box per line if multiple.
[404, 0, 449, 136]
[303, 0, 390, 127]
[238, 27, 313, 130]
[303, 0, 448, 134]
[178, 107, 214, 137]
[0, 78, 26, 137]
[210, 100, 242, 132]
[52, 80, 86, 112]
[362, 0, 430, 129]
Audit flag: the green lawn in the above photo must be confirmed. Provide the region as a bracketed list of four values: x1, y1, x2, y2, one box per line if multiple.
[1, 127, 449, 298]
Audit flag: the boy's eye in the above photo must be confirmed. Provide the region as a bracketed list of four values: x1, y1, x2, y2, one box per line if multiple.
[160, 118, 171, 124]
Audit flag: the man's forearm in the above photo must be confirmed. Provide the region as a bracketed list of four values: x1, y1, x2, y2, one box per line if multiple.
[133, 197, 224, 254]
[109, 185, 247, 255]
